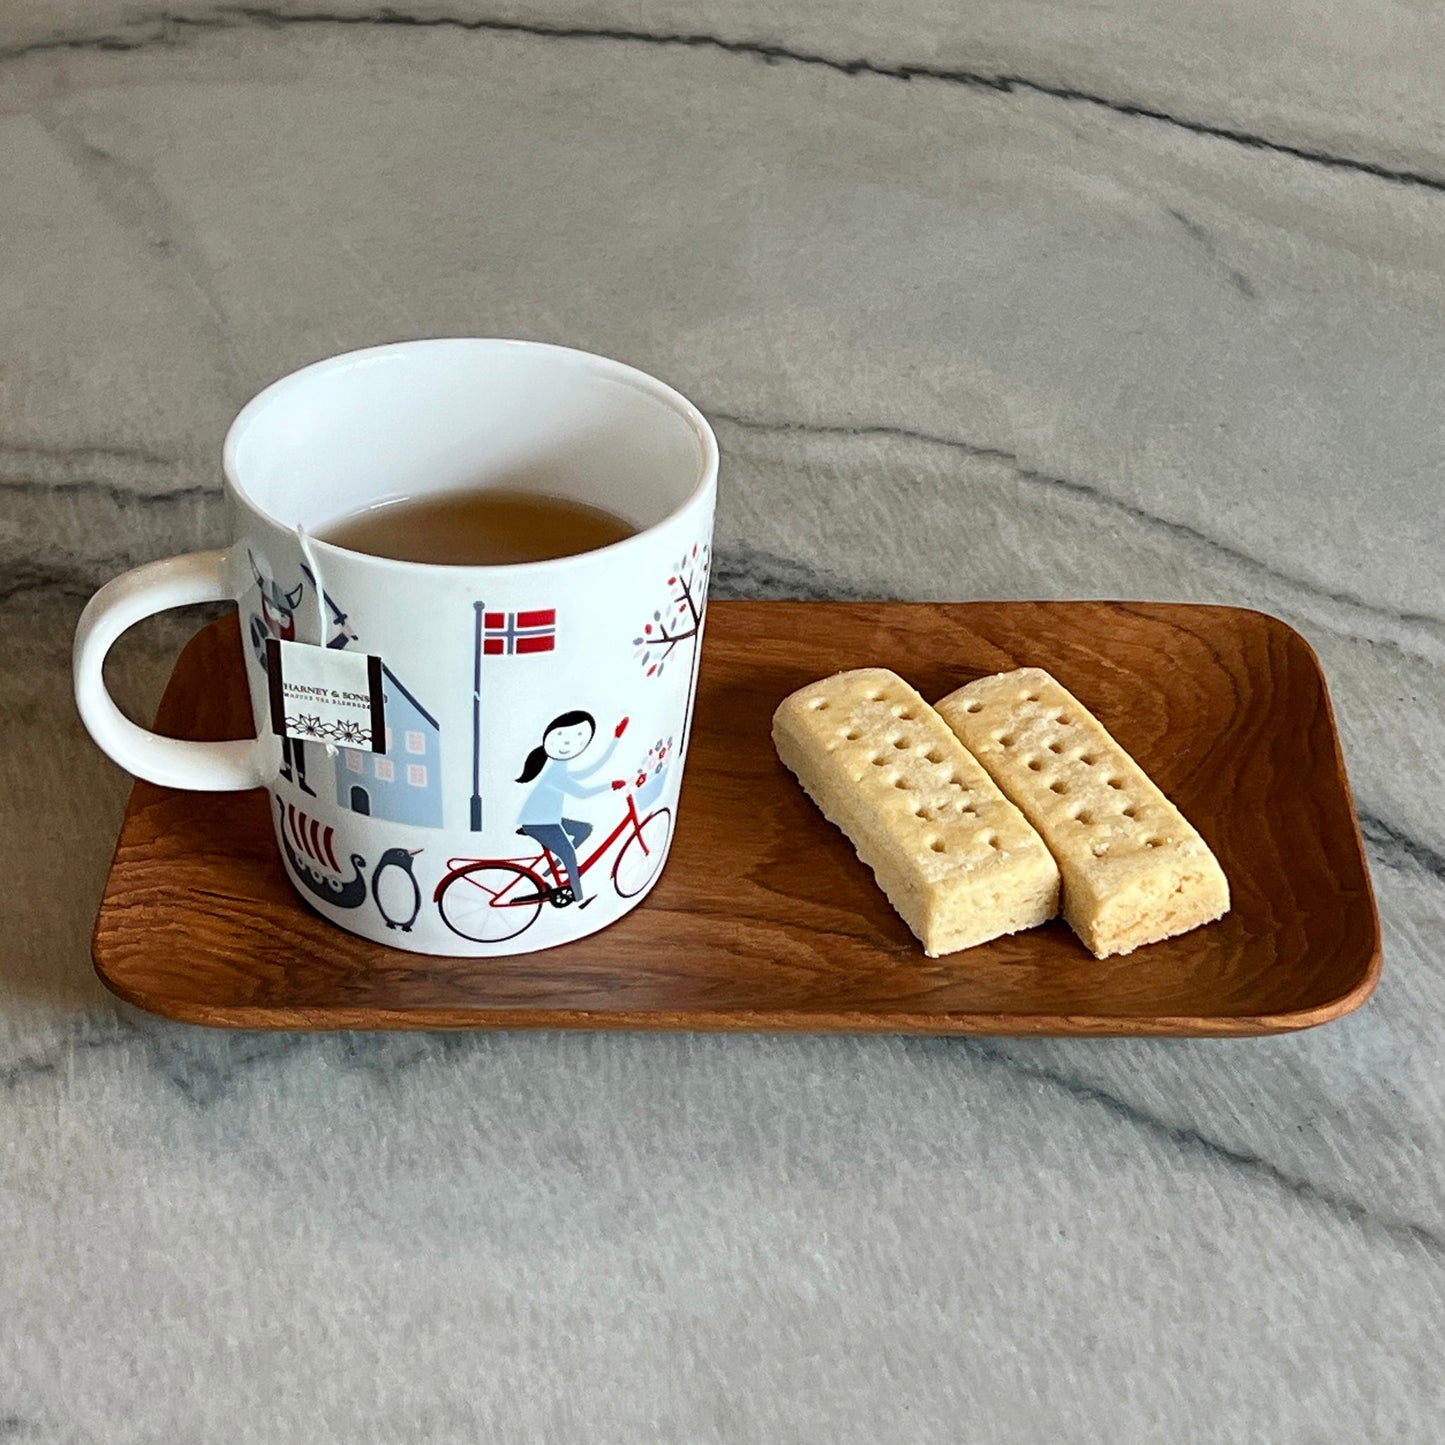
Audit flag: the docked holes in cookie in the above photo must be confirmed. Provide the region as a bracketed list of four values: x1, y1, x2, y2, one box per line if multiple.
[962, 700, 983, 714]
[1106, 777, 1124, 790]
[929, 838, 946, 853]
[809, 697, 829, 710]
[924, 747, 945, 764]
[1049, 780, 1068, 795]
[1026, 758, 1043, 772]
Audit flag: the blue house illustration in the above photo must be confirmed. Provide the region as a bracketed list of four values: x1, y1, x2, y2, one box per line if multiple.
[334, 665, 442, 828]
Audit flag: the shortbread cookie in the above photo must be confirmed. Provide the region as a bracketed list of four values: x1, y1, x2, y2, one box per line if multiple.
[772, 668, 1060, 956]
[935, 668, 1229, 958]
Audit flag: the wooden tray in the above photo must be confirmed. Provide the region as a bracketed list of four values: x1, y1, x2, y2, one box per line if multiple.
[92, 603, 1379, 1035]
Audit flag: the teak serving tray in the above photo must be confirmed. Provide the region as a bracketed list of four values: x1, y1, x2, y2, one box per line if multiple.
[93, 602, 1380, 1035]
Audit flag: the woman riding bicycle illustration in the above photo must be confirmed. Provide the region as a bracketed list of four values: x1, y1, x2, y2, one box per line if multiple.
[433, 709, 673, 944]
[516, 709, 623, 909]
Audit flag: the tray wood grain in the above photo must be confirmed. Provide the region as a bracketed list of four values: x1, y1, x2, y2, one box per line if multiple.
[92, 602, 1380, 1035]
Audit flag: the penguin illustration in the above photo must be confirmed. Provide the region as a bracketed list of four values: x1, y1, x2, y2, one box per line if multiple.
[371, 847, 423, 932]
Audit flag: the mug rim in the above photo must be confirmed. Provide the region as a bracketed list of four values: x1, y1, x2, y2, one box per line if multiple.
[221, 337, 719, 577]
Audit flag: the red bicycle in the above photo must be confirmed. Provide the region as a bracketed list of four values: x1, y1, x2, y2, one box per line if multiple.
[434, 787, 672, 943]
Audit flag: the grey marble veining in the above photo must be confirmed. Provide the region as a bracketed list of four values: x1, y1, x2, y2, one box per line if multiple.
[2, 5, 1443, 1441]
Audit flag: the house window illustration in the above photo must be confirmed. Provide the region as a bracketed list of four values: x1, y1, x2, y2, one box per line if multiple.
[333, 664, 443, 828]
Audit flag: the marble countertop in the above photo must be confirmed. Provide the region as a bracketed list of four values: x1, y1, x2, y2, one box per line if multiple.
[4, 3, 1443, 1439]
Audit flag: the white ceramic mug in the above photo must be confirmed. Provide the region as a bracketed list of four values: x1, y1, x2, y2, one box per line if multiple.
[75, 339, 718, 956]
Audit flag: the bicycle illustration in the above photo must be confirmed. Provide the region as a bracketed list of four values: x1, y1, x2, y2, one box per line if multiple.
[433, 782, 672, 944]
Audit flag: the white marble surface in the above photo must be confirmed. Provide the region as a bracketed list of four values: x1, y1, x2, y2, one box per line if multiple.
[3, 5, 1444, 1440]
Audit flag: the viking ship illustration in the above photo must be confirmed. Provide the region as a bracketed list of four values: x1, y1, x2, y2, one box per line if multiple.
[276, 797, 367, 909]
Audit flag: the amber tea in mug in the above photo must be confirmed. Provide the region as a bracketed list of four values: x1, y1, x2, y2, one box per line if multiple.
[319, 487, 639, 566]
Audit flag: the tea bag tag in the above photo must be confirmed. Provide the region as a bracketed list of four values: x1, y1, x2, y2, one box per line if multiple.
[265, 638, 385, 753]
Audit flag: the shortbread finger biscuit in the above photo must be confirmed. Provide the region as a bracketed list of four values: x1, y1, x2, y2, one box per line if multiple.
[935, 668, 1229, 958]
[772, 668, 1060, 957]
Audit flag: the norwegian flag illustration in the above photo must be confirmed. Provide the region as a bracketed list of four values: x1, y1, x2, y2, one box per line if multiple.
[482, 608, 557, 655]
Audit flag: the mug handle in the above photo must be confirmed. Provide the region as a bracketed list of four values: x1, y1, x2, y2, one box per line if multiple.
[74, 549, 267, 791]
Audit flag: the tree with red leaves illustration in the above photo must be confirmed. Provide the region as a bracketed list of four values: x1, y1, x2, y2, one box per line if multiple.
[632, 541, 712, 763]
[633, 542, 711, 679]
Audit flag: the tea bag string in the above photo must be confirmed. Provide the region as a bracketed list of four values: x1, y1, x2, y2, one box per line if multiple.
[296, 525, 341, 760]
